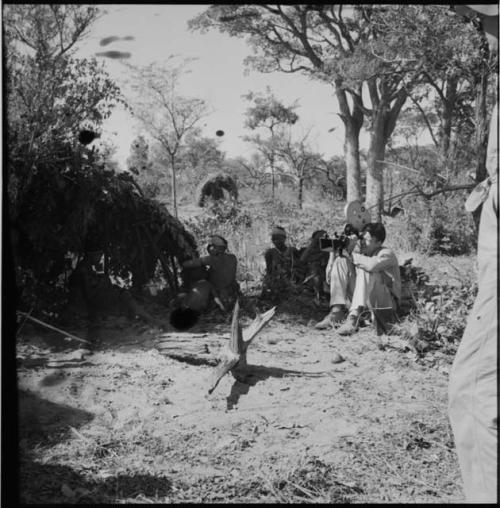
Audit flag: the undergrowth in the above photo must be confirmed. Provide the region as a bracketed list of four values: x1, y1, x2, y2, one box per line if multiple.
[183, 196, 477, 360]
[393, 261, 477, 358]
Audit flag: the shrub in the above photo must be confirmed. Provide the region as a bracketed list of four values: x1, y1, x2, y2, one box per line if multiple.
[389, 191, 476, 255]
[185, 201, 263, 288]
[393, 264, 477, 356]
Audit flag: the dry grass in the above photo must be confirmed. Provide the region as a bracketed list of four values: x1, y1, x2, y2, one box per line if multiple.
[17, 319, 465, 503]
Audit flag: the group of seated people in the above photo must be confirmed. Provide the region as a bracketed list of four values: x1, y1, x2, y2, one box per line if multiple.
[70, 221, 401, 338]
[176, 222, 401, 336]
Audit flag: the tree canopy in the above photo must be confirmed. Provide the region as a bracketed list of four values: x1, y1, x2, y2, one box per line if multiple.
[189, 4, 496, 220]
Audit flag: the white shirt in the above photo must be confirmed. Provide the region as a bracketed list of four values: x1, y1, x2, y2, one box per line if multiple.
[351, 246, 402, 301]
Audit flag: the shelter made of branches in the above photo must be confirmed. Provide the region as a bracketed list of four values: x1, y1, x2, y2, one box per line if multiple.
[196, 172, 238, 207]
[101, 180, 199, 291]
[10, 151, 199, 309]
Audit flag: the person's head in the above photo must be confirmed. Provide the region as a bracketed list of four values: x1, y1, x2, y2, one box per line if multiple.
[208, 235, 228, 255]
[312, 229, 327, 241]
[360, 222, 386, 255]
[271, 226, 287, 249]
[311, 229, 327, 248]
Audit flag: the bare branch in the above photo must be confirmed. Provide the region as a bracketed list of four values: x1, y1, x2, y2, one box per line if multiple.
[422, 71, 447, 104]
[272, 5, 323, 68]
[317, 9, 347, 54]
[404, 91, 439, 148]
[342, 85, 372, 117]
[384, 87, 408, 141]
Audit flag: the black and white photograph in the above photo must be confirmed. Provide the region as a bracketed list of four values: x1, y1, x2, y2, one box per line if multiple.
[3, 3, 498, 504]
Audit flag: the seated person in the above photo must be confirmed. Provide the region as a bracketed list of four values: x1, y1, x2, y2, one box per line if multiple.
[180, 235, 239, 313]
[68, 248, 165, 334]
[178, 263, 209, 295]
[298, 230, 330, 304]
[261, 226, 300, 296]
[315, 223, 401, 335]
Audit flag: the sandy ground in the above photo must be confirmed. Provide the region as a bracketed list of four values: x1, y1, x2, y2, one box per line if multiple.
[16, 303, 464, 503]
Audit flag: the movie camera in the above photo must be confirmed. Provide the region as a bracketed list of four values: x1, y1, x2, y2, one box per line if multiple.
[319, 201, 372, 255]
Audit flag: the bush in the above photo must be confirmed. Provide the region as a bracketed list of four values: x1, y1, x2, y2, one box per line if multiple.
[393, 264, 477, 356]
[184, 197, 331, 291]
[389, 191, 476, 255]
[185, 201, 262, 288]
[11, 147, 198, 314]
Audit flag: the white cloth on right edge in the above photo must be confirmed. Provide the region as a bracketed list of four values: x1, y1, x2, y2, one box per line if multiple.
[448, 101, 498, 503]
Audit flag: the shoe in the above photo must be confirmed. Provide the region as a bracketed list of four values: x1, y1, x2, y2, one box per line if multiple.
[337, 314, 359, 336]
[315, 313, 334, 329]
[357, 309, 373, 328]
[330, 305, 347, 324]
[315, 306, 347, 329]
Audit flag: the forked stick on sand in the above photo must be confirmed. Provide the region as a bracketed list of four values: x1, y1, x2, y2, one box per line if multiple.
[208, 300, 276, 394]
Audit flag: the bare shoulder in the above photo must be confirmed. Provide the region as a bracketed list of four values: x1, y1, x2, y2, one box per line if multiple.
[199, 255, 214, 265]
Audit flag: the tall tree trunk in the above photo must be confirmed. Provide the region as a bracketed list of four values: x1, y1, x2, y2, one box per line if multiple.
[366, 82, 408, 222]
[366, 115, 386, 222]
[271, 164, 275, 200]
[171, 156, 178, 218]
[344, 121, 362, 203]
[335, 84, 363, 203]
[439, 76, 458, 159]
[298, 171, 304, 209]
[472, 58, 490, 231]
[384, 169, 393, 216]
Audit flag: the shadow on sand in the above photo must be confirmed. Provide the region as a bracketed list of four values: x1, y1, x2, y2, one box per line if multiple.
[226, 363, 328, 410]
[19, 460, 174, 504]
[18, 389, 94, 445]
[17, 390, 174, 503]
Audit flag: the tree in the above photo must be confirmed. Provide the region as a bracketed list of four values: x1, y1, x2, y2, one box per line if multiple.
[125, 59, 210, 217]
[374, 6, 496, 228]
[126, 135, 163, 199]
[190, 5, 489, 220]
[232, 153, 270, 190]
[189, 5, 365, 203]
[4, 4, 101, 60]
[330, 5, 432, 220]
[5, 4, 122, 229]
[127, 135, 151, 175]
[374, 7, 487, 161]
[308, 155, 348, 201]
[274, 130, 317, 209]
[3, 5, 135, 311]
[242, 88, 298, 199]
[177, 135, 225, 184]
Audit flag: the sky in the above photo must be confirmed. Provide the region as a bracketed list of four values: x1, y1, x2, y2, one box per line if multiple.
[75, 4, 372, 169]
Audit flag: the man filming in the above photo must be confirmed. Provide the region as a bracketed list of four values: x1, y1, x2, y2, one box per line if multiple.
[315, 223, 401, 336]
